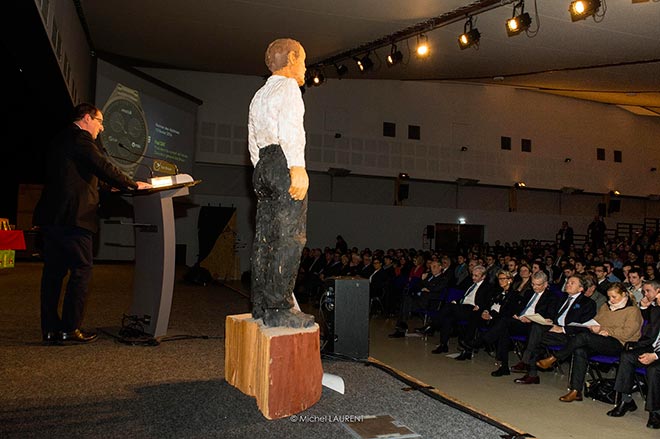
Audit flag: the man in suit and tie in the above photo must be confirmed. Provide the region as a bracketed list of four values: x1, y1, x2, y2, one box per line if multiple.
[607, 291, 660, 428]
[470, 271, 559, 376]
[431, 265, 493, 355]
[513, 274, 597, 384]
[389, 260, 448, 338]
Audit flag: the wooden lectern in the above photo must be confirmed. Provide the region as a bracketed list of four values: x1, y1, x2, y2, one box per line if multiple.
[225, 314, 323, 419]
[129, 180, 197, 337]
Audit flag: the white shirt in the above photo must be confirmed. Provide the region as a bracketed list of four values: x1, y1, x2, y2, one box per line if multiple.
[557, 294, 579, 327]
[521, 292, 543, 317]
[462, 280, 483, 306]
[248, 75, 305, 168]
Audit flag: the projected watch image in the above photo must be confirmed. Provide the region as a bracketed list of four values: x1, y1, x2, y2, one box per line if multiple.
[101, 83, 149, 178]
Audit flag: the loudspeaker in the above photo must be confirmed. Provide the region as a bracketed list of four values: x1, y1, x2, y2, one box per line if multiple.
[398, 184, 409, 201]
[608, 199, 621, 214]
[426, 225, 435, 239]
[321, 277, 370, 359]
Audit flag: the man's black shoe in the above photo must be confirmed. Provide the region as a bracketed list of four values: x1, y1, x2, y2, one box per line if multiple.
[606, 399, 637, 417]
[61, 329, 98, 343]
[491, 366, 511, 377]
[414, 325, 434, 336]
[455, 350, 473, 361]
[648, 412, 660, 429]
[42, 331, 62, 344]
[431, 344, 449, 354]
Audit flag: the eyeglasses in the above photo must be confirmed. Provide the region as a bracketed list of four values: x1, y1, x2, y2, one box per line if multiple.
[91, 116, 104, 125]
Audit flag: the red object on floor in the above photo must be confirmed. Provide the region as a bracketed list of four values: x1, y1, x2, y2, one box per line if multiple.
[0, 230, 27, 250]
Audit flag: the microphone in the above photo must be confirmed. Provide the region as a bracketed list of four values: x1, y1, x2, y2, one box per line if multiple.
[96, 137, 153, 179]
[118, 143, 179, 175]
[106, 153, 154, 178]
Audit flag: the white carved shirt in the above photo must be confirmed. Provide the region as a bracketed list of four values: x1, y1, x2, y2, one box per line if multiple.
[248, 75, 305, 168]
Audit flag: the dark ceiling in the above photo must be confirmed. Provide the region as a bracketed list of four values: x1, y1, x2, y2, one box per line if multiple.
[77, 0, 660, 111]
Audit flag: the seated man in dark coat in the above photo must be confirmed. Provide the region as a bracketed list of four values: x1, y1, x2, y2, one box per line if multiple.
[430, 265, 493, 355]
[513, 274, 597, 384]
[389, 260, 448, 338]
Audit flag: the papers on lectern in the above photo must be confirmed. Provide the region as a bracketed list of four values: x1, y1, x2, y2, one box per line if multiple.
[148, 174, 194, 188]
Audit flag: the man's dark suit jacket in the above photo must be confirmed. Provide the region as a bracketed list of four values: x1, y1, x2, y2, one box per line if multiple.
[553, 292, 598, 335]
[530, 289, 560, 319]
[460, 281, 493, 311]
[33, 124, 137, 233]
[595, 279, 612, 298]
[632, 306, 660, 354]
[417, 272, 449, 297]
[370, 268, 393, 297]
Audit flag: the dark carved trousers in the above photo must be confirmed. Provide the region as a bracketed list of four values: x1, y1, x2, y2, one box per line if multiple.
[614, 346, 660, 412]
[251, 144, 307, 315]
[40, 225, 94, 333]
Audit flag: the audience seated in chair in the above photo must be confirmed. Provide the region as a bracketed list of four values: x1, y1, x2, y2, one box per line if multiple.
[471, 271, 558, 376]
[536, 282, 643, 402]
[606, 288, 660, 429]
[388, 260, 449, 338]
[430, 265, 494, 356]
[513, 274, 597, 385]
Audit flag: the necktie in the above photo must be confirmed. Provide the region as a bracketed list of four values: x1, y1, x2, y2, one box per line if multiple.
[520, 293, 539, 316]
[557, 296, 575, 325]
[653, 332, 660, 351]
[461, 283, 477, 304]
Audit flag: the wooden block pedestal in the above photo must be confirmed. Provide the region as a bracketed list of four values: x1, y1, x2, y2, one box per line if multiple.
[224, 313, 323, 419]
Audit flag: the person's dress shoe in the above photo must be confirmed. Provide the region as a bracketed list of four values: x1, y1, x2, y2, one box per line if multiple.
[647, 412, 660, 429]
[431, 344, 449, 354]
[536, 355, 557, 370]
[42, 331, 62, 344]
[491, 366, 511, 377]
[514, 374, 540, 384]
[606, 399, 637, 417]
[61, 329, 98, 343]
[510, 361, 529, 373]
[455, 350, 473, 361]
[388, 330, 406, 338]
[414, 325, 434, 336]
[559, 389, 583, 402]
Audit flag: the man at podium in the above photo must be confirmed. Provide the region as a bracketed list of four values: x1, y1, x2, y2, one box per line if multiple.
[34, 103, 151, 344]
[247, 38, 314, 328]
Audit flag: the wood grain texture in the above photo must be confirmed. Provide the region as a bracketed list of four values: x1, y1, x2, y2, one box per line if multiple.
[225, 314, 323, 419]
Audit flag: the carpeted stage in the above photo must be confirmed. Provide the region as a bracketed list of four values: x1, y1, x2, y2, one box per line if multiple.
[0, 263, 526, 438]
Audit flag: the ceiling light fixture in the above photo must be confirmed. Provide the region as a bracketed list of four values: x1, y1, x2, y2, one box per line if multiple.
[514, 182, 526, 188]
[305, 69, 325, 87]
[458, 17, 481, 50]
[335, 63, 348, 77]
[506, 1, 532, 37]
[312, 71, 325, 86]
[416, 34, 430, 57]
[568, 0, 601, 21]
[386, 44, 403, 66]
[354, 54, 374, 72]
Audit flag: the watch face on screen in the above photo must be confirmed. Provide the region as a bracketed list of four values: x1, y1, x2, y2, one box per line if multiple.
[101, 97, 148, 176]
